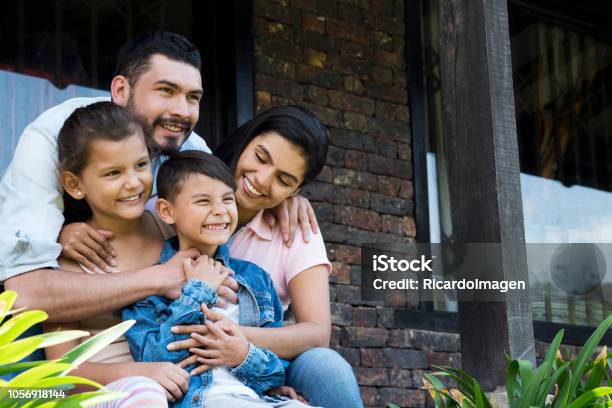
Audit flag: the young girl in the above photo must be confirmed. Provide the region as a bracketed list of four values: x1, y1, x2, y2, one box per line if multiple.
[44, 101, 179, 406]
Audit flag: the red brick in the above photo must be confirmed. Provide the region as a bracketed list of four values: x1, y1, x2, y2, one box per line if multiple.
[372, 65, 394, 84]
[398, 180, 413, 199]
[378, 176, 401, 196]
[345, 187, 370, 208]
[355, 367, 389, 386]
[364, 81, 408, 105]
[352, 307, 378, 327]
[304, 48, 327, 68]
[330, 244, 361, 264]
[382, 348, 428, 369]
[343, 111, 370, 133]
[331, 261, 351, 284]
[255, 90, 272, 111]
[343, 327, 389, 347]
[389, 368, 414, 388]
[333, 345, 360, 366]
[403, 217, 416, 237]
[361, 348, 385, 367]
[334, 205, 381, 231]
[331, 325, 343, 346]
[368, 153, 409, 178]
[378, 388, 426, 408]
[333, 168, 378, 192]
[331, 302, 352, 326]
[359, 386, 380, 407]
[377, 307, 395, 327]
[304, 85, 328, 104]
[328, 90, 375, 115]
[327, 18, 369, 45]
[345, 149, 368, 171]
[382, 214, 403, 235]
[344, 75, 365, 95]
[376, 101, 410, 122]
[397, 142, 412, 160]
[302, 13, 326, 33]
[388, 329, 412, 347]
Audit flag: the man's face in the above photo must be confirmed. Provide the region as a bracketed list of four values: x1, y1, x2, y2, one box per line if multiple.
[125, 54, 203, 155]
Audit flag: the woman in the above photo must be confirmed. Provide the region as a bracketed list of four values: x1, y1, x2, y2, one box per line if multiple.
[176, 106, 363, 407]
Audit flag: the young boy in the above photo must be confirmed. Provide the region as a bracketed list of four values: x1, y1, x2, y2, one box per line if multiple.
[122, 151, 311, 407]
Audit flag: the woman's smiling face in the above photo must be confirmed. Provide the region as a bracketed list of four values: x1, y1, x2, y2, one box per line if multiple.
[234, 131, 308, 212]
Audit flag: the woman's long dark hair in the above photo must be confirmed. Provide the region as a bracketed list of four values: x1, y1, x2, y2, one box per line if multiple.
[58, 101, 148, 224]
[214, 105, 329, 186]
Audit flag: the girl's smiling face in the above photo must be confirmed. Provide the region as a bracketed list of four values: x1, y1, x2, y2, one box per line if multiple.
[68, 133, 152, 222]
[234, 131, 308, 213]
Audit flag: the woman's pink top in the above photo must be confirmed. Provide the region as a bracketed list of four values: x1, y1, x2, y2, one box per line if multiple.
[229, 210, 332, 310]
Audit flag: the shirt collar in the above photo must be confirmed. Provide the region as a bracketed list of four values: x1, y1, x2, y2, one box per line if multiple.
[159, 236, 232, 266]
[241, 210, 274, 241]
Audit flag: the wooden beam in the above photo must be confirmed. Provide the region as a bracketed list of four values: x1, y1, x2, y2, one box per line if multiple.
[437, 0, 535, 389]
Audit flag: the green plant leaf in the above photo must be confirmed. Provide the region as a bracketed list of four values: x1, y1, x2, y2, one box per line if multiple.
[473, 379, 486, 408]
[423, 373, 464, 407]
[58, 320, 134, 370]
[36, 330, 90, 349]
[0, 336, 44, 365]
[518, 329, 564, 408]
[432, 365, 479, 401]
[0, 310, 48, 347]
[0, 290, 18, 325]
[0, 360, 51, 377]
[7, 363, 75, 387]
[585, 347, 608, 392]
[552, 370, 572, 408]
[22, 375, 104, 390]
[567, 387, 612, 408]
[569, 315, 612, 400]
[506, 359, 535, 407]
[535, 362, 567, 405]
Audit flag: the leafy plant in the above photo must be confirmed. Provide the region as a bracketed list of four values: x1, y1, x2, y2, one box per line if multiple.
[0, 290, 135, 407]
[423, 314, 612, 408]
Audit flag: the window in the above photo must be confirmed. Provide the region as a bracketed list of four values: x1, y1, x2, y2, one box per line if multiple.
[418, 0, 611, 326]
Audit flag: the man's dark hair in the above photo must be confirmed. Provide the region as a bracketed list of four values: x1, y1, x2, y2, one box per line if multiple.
[215, 105, 329, 187]
[157, 150, 236, 202]
[115, 31, 201, 86]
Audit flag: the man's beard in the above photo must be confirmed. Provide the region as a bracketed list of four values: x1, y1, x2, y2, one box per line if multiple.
[127, 93, 193, 156]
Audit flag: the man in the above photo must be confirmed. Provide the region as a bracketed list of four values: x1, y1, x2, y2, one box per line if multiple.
[1, 31, 216, 320]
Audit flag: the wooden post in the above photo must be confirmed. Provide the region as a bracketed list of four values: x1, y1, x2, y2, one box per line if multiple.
[437, 0, 535, 389]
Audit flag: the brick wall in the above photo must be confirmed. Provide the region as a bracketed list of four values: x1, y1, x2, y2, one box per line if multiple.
[251, 1, 461, 407]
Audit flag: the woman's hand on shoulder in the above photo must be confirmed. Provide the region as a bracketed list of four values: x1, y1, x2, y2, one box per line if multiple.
[263, 194, 319, 248]
[120, 361, 189, 403]
[59, 222, 117, 273]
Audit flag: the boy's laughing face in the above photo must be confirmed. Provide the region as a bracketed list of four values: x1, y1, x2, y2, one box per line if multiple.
[158, 173, 238, 254]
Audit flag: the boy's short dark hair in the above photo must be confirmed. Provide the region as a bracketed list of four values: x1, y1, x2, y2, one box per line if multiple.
[157, 150, 236, 202]
[115, 31, 201, 86]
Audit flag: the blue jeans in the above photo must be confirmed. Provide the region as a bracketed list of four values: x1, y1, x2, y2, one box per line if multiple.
[286, 348, 363, 408]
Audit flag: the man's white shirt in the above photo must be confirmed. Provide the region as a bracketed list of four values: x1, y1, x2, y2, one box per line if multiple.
[0, 96, 210, 280]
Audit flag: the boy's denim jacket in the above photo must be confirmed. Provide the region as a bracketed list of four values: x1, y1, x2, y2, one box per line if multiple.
[122, 238, 286, 408]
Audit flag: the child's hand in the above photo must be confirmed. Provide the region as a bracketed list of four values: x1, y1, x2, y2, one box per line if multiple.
[183, 255, 229, 290]
[122, 362, 189, 403]
[189, 320, 249, 368]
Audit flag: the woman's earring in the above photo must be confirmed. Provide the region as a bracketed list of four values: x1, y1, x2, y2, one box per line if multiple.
[76, 191, 82, 197]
